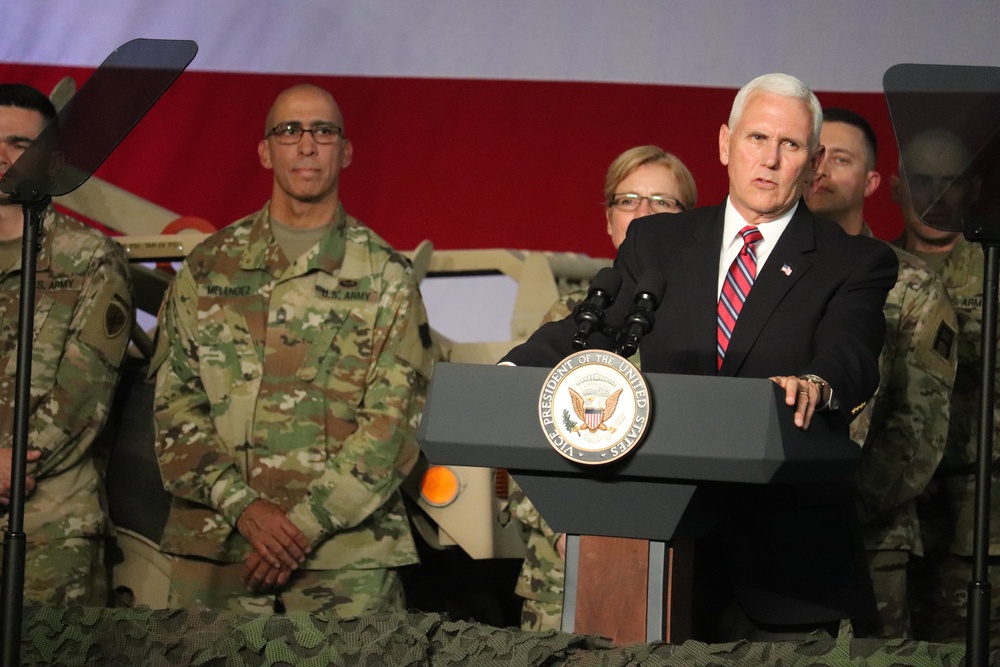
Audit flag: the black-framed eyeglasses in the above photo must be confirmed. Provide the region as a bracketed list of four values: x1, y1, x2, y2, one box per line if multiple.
[266, 122, 343, 144]
[609, 193, 685, 213]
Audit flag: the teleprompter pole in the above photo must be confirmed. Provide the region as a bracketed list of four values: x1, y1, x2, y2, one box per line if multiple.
[0, 196, 48, 666]
[967, 241, 998, 667]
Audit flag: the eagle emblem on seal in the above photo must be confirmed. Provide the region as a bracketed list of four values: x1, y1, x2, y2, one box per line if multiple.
[569, 387, 623, 433]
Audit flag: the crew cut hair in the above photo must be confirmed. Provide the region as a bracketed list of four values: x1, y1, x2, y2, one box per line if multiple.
[823, 107, 878, 170]
[0, 83, 57, 123]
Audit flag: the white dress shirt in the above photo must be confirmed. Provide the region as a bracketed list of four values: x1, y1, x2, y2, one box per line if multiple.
[717, 196, 798, 298]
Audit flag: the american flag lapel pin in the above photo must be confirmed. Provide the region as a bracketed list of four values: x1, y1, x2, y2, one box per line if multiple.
[780, 264, 793, 276]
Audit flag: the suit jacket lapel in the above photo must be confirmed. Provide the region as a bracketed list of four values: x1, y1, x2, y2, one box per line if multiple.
[719, 204, 817, 376]
[676, 206, 725, 374]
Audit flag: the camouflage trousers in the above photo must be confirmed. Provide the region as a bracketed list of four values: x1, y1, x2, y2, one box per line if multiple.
[166, 555, 405, 616]
[909, 551, 1000, 646]
[864, 549, 911, 639]
[24, 536, 107, 606]
[520, 597, 563, 632]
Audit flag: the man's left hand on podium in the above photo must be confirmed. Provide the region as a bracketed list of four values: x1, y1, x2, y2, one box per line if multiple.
[770, 375, 829, 430]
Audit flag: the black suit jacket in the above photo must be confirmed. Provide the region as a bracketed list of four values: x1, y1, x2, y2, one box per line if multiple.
[504, 200, 899, 627]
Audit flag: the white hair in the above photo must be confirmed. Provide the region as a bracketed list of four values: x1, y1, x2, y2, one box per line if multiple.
[728, 73, 822, 149]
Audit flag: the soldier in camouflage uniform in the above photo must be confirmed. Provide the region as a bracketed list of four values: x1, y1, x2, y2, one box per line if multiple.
[0, 84, 133, 605]
[804, 110, 957, 638]
[850, 248, 956, 637]
[152, 84, 434, 616]
[889, 128, 1000, 644]
[508, 146, 697, 631]
[507, 294, 577, 632]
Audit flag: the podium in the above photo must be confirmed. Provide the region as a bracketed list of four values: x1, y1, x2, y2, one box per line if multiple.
[417, 362, 864, 644]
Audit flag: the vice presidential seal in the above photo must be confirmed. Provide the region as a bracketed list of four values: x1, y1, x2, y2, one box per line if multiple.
[538, 350, 651, 465]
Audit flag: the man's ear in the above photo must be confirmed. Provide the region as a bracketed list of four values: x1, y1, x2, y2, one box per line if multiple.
[258, 139, 272, 170]
[863, 170, 882, 198]
[340, 138, 353, 169]
[46, 150, 66, 180]
[718, 124, 731, 166]
[810, 145, 826, 173]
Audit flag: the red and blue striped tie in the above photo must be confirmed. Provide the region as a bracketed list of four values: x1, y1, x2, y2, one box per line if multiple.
[717, 225, 763, 370]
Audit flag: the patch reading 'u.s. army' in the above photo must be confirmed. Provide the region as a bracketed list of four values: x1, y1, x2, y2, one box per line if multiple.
[538, 351, 651, 465]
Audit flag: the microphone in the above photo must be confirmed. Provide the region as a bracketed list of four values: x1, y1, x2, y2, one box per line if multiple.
[571, 267, 623, 350]
[616, 270, 667, 358]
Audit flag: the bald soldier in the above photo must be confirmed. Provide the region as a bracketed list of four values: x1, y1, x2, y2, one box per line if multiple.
[890, 128, 1000, 644]
[152, 84, 434, 615]
[805, 109, 957, 638]
[0, 83, 132, 604]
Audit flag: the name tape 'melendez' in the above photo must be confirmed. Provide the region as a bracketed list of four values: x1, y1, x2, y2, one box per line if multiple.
[538, 351, 651, 465]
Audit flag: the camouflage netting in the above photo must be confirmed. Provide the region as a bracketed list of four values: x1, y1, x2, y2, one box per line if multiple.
[19, 604, 981, 667]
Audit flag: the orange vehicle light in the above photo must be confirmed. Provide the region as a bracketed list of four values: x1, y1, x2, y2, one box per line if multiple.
[420, 465, 460, 507]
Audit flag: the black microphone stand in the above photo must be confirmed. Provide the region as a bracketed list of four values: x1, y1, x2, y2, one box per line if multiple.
[572, 267, 621, 350]
[616, 272, 666, 358]
[0, 192, 48, 666]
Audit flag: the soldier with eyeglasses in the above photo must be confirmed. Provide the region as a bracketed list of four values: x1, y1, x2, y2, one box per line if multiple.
[151, 84, 434, 616]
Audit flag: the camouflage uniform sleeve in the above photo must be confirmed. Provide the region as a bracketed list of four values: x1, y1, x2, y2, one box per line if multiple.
[286, 268, 434, 545]
[152, 265, 260, 524]
[508, 477, 558, 541]
[26, 240, 132, 479]
[855, 270, 958, 522]
[540, 292, 583, 327]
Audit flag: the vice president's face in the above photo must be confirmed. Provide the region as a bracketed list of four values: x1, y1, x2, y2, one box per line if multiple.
[719, 91, 819, 223]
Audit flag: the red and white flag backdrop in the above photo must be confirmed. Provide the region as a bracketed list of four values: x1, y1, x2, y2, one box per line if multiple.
[3, 1, 1000, 258]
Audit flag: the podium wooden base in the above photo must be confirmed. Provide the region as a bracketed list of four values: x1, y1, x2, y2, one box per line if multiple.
[563, 536, 693, 645]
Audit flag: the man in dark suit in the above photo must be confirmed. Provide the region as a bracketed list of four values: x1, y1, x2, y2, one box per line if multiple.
[503, 73, 898, 639]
